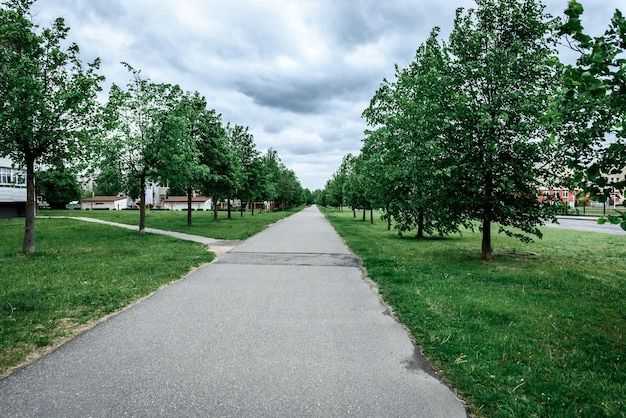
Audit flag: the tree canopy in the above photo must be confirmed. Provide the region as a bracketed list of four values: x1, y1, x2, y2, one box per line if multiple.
[103, 64, 187, 232]
[0, 0, 103, 253]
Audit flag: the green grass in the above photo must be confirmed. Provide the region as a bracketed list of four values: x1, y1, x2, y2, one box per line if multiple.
[40, 207, 303, 240]
[322, 208, 625, 417]
[0, 217, 215, 377]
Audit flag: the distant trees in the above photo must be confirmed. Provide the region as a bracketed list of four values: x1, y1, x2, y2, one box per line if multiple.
[262, 148, 304, 211]
[37, 166, 81, 209]
[0, 0, 104, 253]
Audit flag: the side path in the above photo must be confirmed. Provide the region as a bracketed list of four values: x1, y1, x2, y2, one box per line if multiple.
[3, 206, 467, 417]
[40, 215, 242, 257]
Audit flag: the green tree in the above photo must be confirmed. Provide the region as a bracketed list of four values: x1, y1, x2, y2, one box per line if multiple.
[103, 64, 186, 232]
[164, 91, 216, 226]
[302, 188, 314, 205]
[326, 157, 349, 210]
[363, 29, 464, 237]
[37, 166, 81, 209]
[274, 165, 303, 210]
[228, 124, 261, 216]
[559, 0, 626, 230]
[447, 0, 561, 260]
[95, 166, 124, 196]
[341, 154, 373, 222]
[197, 117, 236, 221]
[260, 148, 281, 208]
[0, 0, 103, 253]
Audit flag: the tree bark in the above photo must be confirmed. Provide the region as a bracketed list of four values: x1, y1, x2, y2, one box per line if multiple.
[139, 175, 147, 233]
[362, 209, 366, 221]
[417, 211, 424, 239]
[186, 184, 192, 227]
[370, 208, 373, 224]
[482, 219, 492, 261]
[21, 156, 36, 254]
[213, 194, 218, 221]
[227, 198, 232, 219]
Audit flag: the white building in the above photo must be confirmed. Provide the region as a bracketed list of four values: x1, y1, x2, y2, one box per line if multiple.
[80, 196, 128, 210]
[161, 196, 212, 211]
[0, 157, 27, 218]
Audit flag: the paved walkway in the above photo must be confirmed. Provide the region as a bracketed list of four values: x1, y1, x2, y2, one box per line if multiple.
[2, 206, 467, 417]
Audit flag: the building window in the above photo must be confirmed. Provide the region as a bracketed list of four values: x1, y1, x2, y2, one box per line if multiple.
[0, 167, 26, 187]
[562, 190, 569, 198]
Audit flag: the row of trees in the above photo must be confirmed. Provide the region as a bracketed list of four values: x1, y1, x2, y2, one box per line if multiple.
[0, 0, 306, 254]
[98, 63, 305, 230]
[319, 0, 625, 260]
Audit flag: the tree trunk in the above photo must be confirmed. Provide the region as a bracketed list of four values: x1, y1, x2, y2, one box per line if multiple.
[386, 204, 391, 230]
[139, 175, 147, 233]
[227, 198, 232, 219]
[482, 219, 492, 261]
[417, 211, 424, 239]
[362, 209, 366, 221]
[213, 194, 218, 221]
[186, 184, 193, 227]
[353, 208, 356, 218]
[21, 156, 36, 254]
[370, 208, 373, 224]
[251, 201, 255, 216]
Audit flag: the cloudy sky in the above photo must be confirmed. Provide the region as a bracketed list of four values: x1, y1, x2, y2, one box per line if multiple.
[31, 0, 619, 191]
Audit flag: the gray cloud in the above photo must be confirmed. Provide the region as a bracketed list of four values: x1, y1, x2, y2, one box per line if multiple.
[29, 0, 621, 190]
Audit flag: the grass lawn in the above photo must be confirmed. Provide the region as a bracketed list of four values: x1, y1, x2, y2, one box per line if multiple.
[40, 207, 303, 240]
[322, 208, 625, 417]
[0, 217, 215, 378]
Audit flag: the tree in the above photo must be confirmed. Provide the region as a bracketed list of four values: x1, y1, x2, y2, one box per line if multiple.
[559, 0, 626, 230]
[274, 165, 303, 210]
[0, 0, 103, 253]
[164, 91, 216, 226]
[103, 64, 186, 233]
[260, 148, 281, 209]
[446, 0, 561, 260]
[363, 29, 465, 237]
[197, 116, 236, 221]
[341, 154, 372, 222]
[37, 166, 81, 209]
[228, 124, 261, 216]
[95, 166, 124, 196]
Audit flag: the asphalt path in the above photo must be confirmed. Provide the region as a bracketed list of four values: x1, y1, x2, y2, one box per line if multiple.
[544, 216, 625, 235]
[1, 206, 467, 417]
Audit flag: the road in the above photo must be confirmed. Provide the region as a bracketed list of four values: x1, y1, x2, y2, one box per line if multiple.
[544, 216, 625, 235]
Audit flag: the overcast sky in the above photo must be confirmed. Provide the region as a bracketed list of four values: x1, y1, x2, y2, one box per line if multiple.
[31, 0, 620, 191]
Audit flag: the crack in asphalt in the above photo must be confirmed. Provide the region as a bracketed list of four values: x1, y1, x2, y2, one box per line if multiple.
[215, 251, 362, 267]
